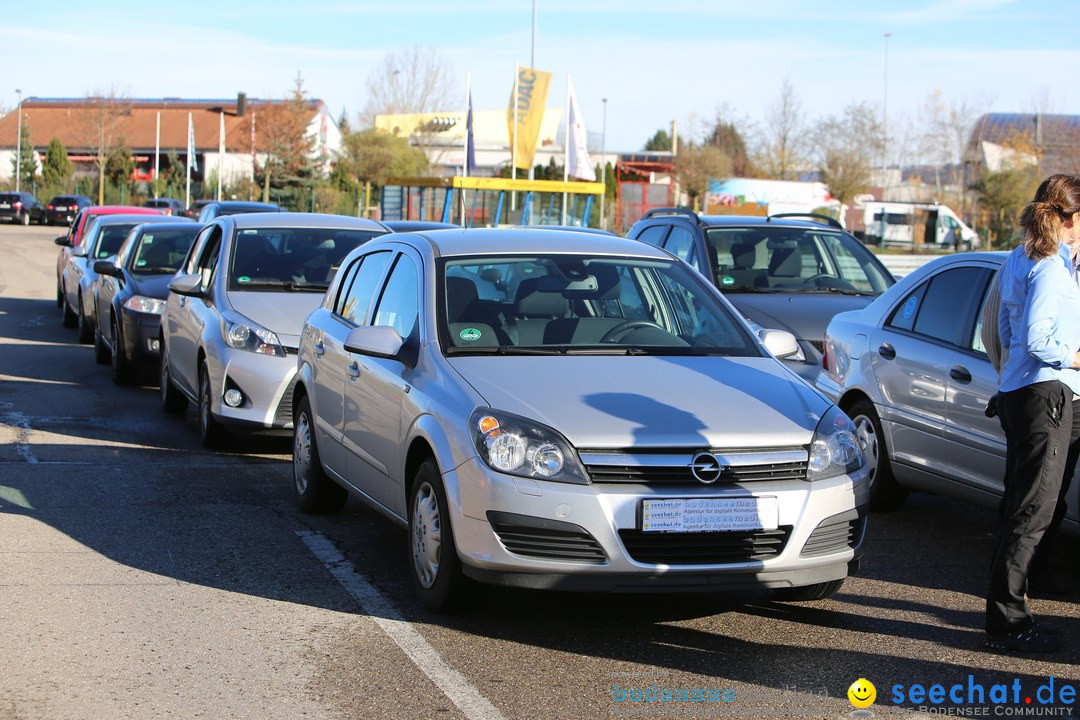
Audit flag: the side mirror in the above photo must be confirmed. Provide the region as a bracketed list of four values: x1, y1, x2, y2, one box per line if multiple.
[344, 325, 406, 363]
[70, 246, 88, 258]
[168, 273, 204, 298]
[54, 236, 71, 247]
[758, 328, 800, 360]
[93, 260, 120, 277]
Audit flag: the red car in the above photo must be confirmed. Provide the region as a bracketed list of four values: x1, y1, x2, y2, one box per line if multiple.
[55, 206, 164, 313]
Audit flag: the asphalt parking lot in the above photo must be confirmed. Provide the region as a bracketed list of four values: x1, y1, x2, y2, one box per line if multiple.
[1, 222, 1077, 720]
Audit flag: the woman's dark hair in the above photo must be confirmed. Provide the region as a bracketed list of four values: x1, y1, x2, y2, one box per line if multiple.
[1020, 174, 1080, 259]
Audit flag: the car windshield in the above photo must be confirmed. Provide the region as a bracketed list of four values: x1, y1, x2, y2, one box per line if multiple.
[704, 227, 892, 294]
[89, 222, 143, 259]
[440, 255, 759, 356]
[228, 227, 384, 291]
[129, 227, 201, 275]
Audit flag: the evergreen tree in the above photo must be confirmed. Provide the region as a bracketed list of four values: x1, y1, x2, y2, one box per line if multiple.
[42, 137, 74, 189]
[644, 129, 672, 152]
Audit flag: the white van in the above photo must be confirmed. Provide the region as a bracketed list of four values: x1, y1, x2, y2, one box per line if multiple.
[862, 202, 979, 249]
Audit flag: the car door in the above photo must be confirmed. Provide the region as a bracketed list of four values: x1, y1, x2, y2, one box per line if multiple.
[342, 249, 421, 519]
[661, 223, 710, 279]
[309, 249, 394, 477]
[941, 265, 1005, 494]
[869, 264, 987, 478]
[167, 225, 221, 396]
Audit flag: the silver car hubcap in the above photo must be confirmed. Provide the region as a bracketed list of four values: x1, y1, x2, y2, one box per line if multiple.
[853, 414, 879, 484]
[411, 482, 441, 589]
[294, 412, 311, 495]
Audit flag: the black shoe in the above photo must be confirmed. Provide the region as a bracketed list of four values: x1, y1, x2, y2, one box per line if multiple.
[1029, 570, 1067, 595]
[985, 626, 1061, 653]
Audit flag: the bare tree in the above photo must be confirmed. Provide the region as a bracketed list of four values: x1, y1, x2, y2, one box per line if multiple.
[675, 144, 733, 210]
[361, 47, 457, 127]
[80, 87, 131, 205]
[811, 102, 883, 206]
[918, 90, 989, 211]
[751, 79, 808, 180]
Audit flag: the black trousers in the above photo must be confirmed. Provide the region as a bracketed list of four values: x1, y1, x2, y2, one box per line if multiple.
[997, 396, 1079, 572]
[986, 380, 1070, 634]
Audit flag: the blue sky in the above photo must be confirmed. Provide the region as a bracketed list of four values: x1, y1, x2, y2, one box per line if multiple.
[3, 0, 1077, 154]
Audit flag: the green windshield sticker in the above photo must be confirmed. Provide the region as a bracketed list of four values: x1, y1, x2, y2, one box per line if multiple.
[241, 229, 257, 234]
[721, 276, 735, 286]
[136, 260, 147, 267]
[459, 327, 482, 342]
[238, 276, 251, 283]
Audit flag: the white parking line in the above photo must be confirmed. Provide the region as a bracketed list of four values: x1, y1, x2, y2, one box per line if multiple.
[296, 530, 506, 720]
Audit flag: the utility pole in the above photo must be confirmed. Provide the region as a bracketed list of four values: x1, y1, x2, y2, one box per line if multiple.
[599, 97, 608, 230]
[15, 88, 22, 193]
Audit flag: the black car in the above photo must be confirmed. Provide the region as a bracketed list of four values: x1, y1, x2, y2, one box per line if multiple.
[143, 197, 186, 216]
[625, 208, 896, 381]
[196, 200, 280, 223]
[91, 220, 199, 383]
[0, 192, 46, 225]
[46, 195, 94, 225]
[183, 199, 213, 220]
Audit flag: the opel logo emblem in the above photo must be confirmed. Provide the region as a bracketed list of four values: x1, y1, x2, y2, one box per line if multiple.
[690, 452, 725, 484]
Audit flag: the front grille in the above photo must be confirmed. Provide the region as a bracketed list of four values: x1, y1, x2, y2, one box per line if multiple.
[618, 526, 791, 565]
[273, 382, 296, 427]
[488, 511, 607, 563]
[801, 509, 866, 558]
[581, 449, 808, 485]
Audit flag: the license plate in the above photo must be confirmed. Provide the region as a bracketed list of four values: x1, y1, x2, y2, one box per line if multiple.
[0, 204, 9, 209]
[641, 497, 779, 533]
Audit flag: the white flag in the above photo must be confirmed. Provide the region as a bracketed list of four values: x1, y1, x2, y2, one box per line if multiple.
[187, 112, 198, 173]
[566, 78, 595, 182]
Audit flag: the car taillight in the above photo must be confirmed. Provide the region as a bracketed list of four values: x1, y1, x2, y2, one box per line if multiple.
[69, 205, 78, 211]
[47, 205, 54, 210]
[822, 337, 832, 373]
[13, 202, 22, 209]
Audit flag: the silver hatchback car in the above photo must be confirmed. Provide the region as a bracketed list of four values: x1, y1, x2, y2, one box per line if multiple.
[159, 213, 389, 447]
[293, 228, 869, 611]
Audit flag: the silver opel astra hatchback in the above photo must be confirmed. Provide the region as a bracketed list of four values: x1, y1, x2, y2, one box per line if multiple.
[159, 212, 388, 447]
[293, 228, 868, 611]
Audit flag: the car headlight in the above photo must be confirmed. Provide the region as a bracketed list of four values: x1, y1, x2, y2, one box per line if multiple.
[123, 295, 167, 315]
[807, 405, 864, 481]
[222, 316, 285, 357]
[470, 408, 589, 485]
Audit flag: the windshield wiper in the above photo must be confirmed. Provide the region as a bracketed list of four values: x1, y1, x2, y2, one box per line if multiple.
[284, 281, 330, 292]
[798, 287, 876, 296]
[445, 345, 566, 355]
[135, 267, 180, 275]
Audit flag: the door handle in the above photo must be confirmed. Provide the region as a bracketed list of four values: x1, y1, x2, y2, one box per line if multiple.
[313, 341, 325, 357]
[949, 366, 972, 383]
[346, 361, 361, 379]
[878, 342, 896, 360]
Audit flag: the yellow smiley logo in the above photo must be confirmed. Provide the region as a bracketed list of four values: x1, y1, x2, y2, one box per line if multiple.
[848, 678, 876, 709]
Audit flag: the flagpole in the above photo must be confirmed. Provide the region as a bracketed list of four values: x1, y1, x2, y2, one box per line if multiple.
[459, 72, 470, 226]
[154, 111, 160, 197]
[511, 61, 518, 215]
[217, 111, 225, 201]
[185, 112, 192, 209]
[562, 76, 570, 226]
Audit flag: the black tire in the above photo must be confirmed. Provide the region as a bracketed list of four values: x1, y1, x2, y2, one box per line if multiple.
[846, 398, 909, 511]
[56, 284, 63, 308]
[774, 579, 845, 602]
[76, 293, 93, 344]
[62, 288, 77, 328]
[292, 395, 347, 513]
[159, 342, 189, 415]
[110, 317, 132, 385]
[20, 211, 29, 226]
[93, 323, 110, 365]
[409, 459, 469, 612]
[198, 361, 229, 448]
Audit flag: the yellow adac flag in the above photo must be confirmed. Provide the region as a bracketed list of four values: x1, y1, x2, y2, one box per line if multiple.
[506, 67, 551, 171]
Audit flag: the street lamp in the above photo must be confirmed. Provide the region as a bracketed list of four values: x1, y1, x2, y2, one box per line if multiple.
[599, 97, 608, 230]
[882, 32, 891, 193]
[15, 88, 22, 193]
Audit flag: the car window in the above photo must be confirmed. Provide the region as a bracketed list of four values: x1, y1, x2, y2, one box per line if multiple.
[338, 251, 393, 325]
[664, 226, 696, 265]
[130, 227, 201, 275]
[440, 255, 757, 355]
[195, 227, 223, 290]
[93, 223, 142, 259]
[704, 226, 891, 293]
[633, 224, 668, 247]
[888, 266, 985, 344]
[228, 227, 383, 290]
[372, 254, 420, 339]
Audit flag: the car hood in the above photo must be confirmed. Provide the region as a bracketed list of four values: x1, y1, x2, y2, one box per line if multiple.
[126, 273, 174, 300]
[227, 292, 322, 345]
[725, 293, 876, 342]
[446, 355, 827, 449]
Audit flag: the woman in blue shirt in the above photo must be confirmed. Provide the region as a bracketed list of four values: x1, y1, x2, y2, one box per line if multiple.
[987, 174, 1080, 653]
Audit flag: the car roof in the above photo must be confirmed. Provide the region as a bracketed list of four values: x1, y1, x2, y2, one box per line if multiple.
[88, 213, 179, 226]
[223, 212, 389, 231]
[696, 214, 845, 230]
[207, 201, 279, 209]
[129, 220, 199, 232]
[377, 227, 674, 259]
[86, 205, 163, 215]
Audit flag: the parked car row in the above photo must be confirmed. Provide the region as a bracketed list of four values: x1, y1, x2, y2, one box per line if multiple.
[49, 211, 872, 613]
